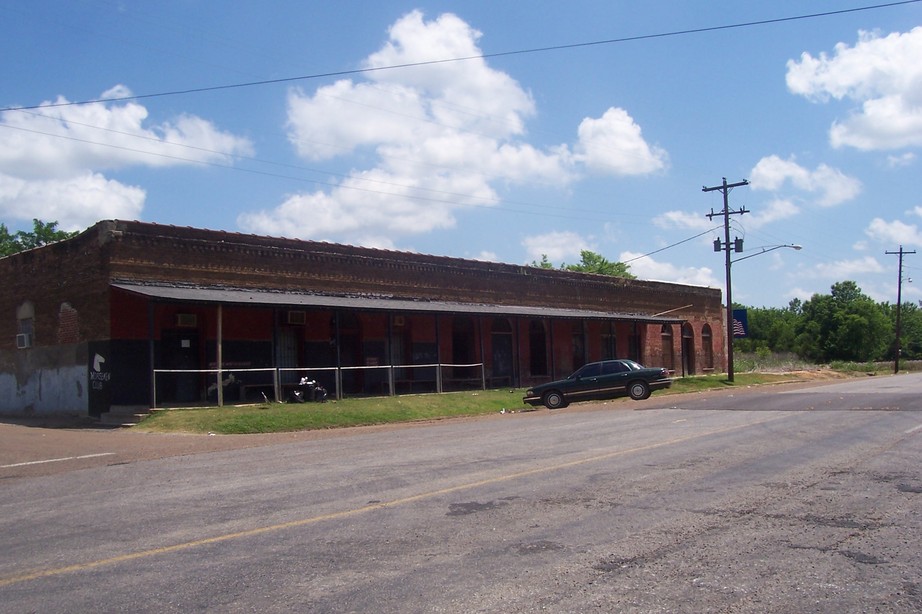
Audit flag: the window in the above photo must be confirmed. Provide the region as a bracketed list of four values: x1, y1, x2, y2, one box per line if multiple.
[575, 362, 602, 378]
[601, 321, 617, 359]
[17, 301, 34, 349]
[572, 321, 586, 370]
[602, 361, 628, 375]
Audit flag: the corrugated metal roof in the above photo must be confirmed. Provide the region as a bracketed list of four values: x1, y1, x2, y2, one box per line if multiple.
[112, 282, 685, 323]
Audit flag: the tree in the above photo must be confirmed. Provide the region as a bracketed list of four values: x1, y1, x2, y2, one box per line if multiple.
[794, 281, 890, 362]
[562, 250, 635, 278]
[0, 224, 14, 257]
[0, 219, 77, 257]
[530, 254, 555, 269]
[882, 300, 922, 360]
[734, 303, 799, 354]
[529, 250, 634, 278]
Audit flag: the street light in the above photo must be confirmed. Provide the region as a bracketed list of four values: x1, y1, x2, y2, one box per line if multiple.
[732, 244, 802, 264]
[722, 243, 802, 382]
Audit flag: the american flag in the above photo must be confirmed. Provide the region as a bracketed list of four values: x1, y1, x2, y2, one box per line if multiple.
[731, 309, 748, 337]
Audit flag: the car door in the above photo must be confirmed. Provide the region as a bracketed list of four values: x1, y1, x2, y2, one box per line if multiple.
[565, 362, 603, 402]
[596, 360, 631, 398]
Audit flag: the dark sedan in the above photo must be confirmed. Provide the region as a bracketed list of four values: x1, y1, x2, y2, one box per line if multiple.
[523, 359, 672, 409]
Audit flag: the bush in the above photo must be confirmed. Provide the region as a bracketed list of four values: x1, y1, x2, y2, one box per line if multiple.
[734, 351, 815, 373]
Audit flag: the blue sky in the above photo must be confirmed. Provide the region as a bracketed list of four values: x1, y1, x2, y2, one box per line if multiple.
[2, 1, 921, 308]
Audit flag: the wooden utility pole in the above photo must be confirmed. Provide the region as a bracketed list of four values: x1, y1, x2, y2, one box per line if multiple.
[704, 177, 749, 382]
[886, 246, 915, 373]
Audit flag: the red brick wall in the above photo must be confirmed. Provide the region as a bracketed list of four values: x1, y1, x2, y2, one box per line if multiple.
[0, 228, 112, 350]
[0, 220, 726, 373]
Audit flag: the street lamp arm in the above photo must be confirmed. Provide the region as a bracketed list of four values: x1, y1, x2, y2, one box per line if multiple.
[731, 244, 802, 265]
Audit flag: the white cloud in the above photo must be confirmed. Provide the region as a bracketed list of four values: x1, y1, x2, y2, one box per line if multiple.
[745, 198, 800, 229]
[786, 286, 815, 303]
[255, 11, 666, 247]
[653, 210, 715, 231]
[865, 217, 922, 246]
[0, 172, 145, 231]
[652, 199, 797, 236]
[574, 108, 668, 175]
[887, 152, 916, 167]
[786, 27, 922, 150]
[0, 86, 253, 229]
[797, 256, 884, 279]
[750, 155, 861, 206]
[522, 231, 595, 264]
[620, 251, 720, 287]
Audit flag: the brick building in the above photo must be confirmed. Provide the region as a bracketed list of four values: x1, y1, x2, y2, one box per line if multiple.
[0, 220, 726, 418]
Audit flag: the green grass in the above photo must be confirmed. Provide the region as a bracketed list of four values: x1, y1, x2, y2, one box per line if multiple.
[135, 370, 836, 435]
[138, 389, 527, 434]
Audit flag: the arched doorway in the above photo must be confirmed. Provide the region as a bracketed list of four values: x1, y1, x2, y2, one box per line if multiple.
[702, 324, 714, 371]
[682, 322, 696, 375]
[661, 324, 675, 372]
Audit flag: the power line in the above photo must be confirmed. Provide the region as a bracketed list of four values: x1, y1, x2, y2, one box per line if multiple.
[2, 0, 918, 113]
[623, 226, 723, 263]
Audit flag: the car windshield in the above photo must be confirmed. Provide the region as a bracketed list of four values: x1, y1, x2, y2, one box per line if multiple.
[623, 360, 644, 370]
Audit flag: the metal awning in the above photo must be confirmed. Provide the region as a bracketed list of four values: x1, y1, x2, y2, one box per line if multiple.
[112, 282, 685, 323]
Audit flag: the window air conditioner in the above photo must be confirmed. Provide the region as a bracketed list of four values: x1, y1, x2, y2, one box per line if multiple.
[16, 333, 32, 349]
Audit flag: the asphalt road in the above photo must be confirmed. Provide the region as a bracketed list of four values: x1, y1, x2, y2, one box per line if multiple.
[1, 374, 921, 613]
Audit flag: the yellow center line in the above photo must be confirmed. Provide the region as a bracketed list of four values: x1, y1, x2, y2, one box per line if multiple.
[0, 414, 786, 588]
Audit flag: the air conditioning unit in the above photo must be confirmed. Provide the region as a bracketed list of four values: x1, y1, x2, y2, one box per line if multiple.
[287, 311, 306, 325]
[176, 314, 197, 327]
[16, 333, 32, 349]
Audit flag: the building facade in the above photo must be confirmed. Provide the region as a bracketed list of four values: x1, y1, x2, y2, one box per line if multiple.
[0, 220, 726, 418]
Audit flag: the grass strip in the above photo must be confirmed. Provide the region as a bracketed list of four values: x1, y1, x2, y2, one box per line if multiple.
[134, 371, 850, 435]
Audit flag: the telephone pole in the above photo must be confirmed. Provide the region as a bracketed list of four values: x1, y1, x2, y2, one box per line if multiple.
[885, 246, 915, 374]
[704, 177, 749, 382]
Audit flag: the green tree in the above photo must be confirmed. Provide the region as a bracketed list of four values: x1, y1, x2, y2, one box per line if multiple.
[734, 303, 799, 354]
[562, 250, 635, 278]
[529, 250, 634, 278]
[0, 219, 77, 257]
[883, 301, 922, 360]
[530, 254, 555, 269]
[794, 281, 890, 362]
[0, 224, 14, 257]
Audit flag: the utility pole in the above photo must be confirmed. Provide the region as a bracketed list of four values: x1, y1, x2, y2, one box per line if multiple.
[704, 177, 749, 382]
[885, 246, 915, 374]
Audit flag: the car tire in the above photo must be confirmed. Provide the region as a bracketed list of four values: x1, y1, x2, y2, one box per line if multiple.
[543, 390, 567, 409]
[628, 380, 650, 401]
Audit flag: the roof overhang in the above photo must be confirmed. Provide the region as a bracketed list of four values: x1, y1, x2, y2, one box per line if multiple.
[112, 283, 685, 324]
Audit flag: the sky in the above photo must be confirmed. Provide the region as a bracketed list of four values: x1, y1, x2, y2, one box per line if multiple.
[2, 1, 921, 309]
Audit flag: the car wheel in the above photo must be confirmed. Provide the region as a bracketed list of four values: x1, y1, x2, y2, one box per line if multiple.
[628, 380, 650, 400]
[543, 390, 567, 409]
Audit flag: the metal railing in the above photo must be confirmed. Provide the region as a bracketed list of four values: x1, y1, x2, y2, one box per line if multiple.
[152, 362, 486, 408]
